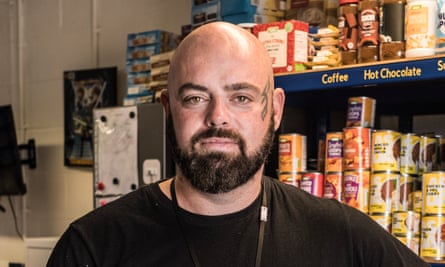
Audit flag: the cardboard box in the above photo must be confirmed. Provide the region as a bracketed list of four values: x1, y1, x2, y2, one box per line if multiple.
[253, 20, 309, 73]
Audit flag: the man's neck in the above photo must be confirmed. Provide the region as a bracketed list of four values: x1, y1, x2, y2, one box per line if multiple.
[159, 173, 263, 216]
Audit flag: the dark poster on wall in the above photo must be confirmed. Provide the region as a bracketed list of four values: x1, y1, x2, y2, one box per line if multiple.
[64, 67, 117, 166]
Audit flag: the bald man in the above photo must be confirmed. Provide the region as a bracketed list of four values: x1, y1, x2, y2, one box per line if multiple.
[47, 22, 428, 267]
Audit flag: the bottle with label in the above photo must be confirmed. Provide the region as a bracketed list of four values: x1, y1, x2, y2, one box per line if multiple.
[380, 0, 406, 60]
[405, 0, 437, 57]
[338, 0, 359, 65]
[358, 0, 380, 63]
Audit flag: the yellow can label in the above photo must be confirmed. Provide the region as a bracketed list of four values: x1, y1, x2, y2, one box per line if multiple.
[369, 172, 399, 214]
[422, 171, 445, 214]
[371, 130, 401, 172]
[392, 211, 421, 235]
[421, 215, 445, 259]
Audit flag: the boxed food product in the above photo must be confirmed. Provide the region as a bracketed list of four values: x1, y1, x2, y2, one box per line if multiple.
[127, 30, 180, 50]
[253, 20, 309, 73]
[191, 1, 220, 28]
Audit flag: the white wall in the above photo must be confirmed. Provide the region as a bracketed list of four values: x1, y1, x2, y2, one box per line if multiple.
[0, 0, 190, 262]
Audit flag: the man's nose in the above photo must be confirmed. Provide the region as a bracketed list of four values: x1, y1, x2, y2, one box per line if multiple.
[206, 98, 229, 127]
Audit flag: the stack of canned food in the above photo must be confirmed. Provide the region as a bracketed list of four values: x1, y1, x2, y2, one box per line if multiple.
[277, 95, 445, 258]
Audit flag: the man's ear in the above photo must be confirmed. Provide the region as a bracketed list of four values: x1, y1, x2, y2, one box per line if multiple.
[272, 88, 285, 131]
[160, 89, 170, 116]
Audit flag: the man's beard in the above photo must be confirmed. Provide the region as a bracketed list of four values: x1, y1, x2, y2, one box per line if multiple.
[166, 113, 276, 194]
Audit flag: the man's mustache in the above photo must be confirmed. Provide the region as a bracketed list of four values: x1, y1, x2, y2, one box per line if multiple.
[191, 128, 244, 148]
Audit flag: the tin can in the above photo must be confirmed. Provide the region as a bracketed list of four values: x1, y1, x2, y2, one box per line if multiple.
[300, 171, 324, 197]
[346, 96, 376, 128]
[413, 190, 424, 213]
[371, 130, 401, 172]
[419, 135, 438, 174]
[325, 132, 343, 173]
[343, 169, 370, 213]
[343, 127, 371, 170]
[369, 212, 392, 232]
[323, 172, 343, 201]
[437, 135, 445, 170]
[392, 210, 421, 235]
[420, 214, 445, 260]
[395, 233, 420, 255]
[397, 173, 416, 211]
[400, 133, 420, 175]
[369, 171, 399, 214]
[422, 171, 445, 214]
[278, 133, 307, 173]
[317, 139, 326, 173]
[279, 171, 301, 187]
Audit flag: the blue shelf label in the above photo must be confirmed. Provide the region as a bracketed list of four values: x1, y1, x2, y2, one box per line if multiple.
[275, 56, 445, 92]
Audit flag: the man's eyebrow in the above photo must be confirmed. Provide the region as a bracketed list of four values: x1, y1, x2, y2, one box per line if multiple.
[177, 82, 260, 95]
[226, 82, 260, 91]
[177, 83, 208, 95]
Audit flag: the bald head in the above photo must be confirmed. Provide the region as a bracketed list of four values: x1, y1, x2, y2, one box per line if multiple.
[167, 22, 273, 91]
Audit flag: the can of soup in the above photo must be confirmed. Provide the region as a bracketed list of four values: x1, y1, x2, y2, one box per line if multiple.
[279, 171, 301, 188]
[325, 131, 343, 173]
[279, 133, 307, 173]
[343, 127, 371, 170]
[323, 172, 343, 201]
[422, 171, 445, 214]
[369, 171, 399, 214]
[371, 130, 401, 172]
[400, 133, 420, 175]
[346, 96, 376, 128]
[343, 169, 370, 213]
[420, 214, 445, 260]
[300, 171, 324, 197]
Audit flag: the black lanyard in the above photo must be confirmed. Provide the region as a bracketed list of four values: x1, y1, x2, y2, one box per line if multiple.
[170, 178, 268, 267]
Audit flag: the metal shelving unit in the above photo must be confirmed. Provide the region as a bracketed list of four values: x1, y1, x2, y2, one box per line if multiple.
[270, 55, 445, 266]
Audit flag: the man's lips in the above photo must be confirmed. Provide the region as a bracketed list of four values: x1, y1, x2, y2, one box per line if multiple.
[200, 137, 237, 144]
[197, 137, 239, 150]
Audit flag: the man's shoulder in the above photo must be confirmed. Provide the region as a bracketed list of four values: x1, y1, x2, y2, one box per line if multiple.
[73, 182, 164, 226]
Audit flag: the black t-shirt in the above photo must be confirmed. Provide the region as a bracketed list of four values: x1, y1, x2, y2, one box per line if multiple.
[47, 177, 429, 267]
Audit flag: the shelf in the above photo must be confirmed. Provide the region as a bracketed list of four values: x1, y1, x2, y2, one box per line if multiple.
[274, 55, 445, 93]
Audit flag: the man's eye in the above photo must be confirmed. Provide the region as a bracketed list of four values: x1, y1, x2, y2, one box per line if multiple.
[184, 96, 204, 104]
[235, 95, 250, 104]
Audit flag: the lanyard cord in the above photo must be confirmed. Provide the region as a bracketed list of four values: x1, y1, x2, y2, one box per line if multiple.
[170, 178, 268, 267]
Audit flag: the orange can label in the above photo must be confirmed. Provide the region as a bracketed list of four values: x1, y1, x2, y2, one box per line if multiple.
[278, 172, 301, 188]
[325, 132, 343, 173]
[323, 172, 343, 201]
[343, 127, 371, 170]
[279, 133, 306, 172]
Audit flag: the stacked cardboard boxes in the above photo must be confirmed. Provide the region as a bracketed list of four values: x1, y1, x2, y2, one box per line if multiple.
[124, 30, 180, 106]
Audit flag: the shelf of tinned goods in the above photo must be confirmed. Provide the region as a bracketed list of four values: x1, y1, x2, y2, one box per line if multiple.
[274, 55, 445, 93]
